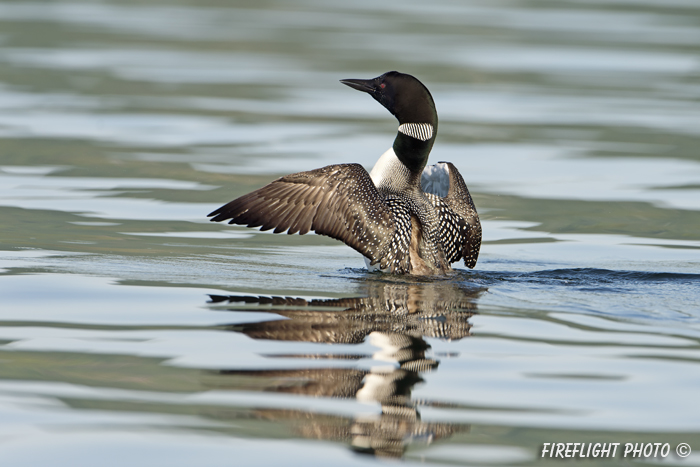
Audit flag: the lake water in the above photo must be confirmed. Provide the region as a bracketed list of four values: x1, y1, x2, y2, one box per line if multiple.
[1, 0, 699, 465]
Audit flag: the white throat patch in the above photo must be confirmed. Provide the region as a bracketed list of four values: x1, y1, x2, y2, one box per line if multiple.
[398, 123, 433, 141]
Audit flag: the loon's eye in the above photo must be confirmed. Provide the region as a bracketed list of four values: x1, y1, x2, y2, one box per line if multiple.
[380, 83, 386, 89]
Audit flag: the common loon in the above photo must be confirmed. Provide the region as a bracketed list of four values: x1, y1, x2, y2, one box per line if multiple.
[208, 71, 481, 274]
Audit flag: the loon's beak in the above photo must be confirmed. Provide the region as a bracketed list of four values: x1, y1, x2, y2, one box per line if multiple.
[340, 78, 376, 94]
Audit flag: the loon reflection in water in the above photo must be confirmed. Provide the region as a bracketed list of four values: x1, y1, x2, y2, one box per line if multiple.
[207, 280, 483, 458]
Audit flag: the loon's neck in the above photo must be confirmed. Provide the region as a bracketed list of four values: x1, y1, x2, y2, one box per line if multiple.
[391, 122, 437, 174]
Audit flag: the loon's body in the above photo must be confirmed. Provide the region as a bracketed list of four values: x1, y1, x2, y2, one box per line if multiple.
[208, 71, 481, 274]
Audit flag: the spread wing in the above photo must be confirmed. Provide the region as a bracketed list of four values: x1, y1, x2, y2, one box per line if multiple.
[422, 162, 481, 268]
[208, 163, 396, 266]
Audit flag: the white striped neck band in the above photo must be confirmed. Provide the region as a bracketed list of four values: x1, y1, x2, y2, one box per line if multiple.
[398, 123, 434, 141]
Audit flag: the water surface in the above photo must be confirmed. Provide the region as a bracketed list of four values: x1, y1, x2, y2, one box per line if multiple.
[1, 0, 699, 465]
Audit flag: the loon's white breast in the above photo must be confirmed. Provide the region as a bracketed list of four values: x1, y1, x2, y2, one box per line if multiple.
[369, 147, 406, 189]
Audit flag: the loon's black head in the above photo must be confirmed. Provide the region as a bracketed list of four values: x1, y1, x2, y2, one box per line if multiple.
[341, 71, 438, 173]
[340, 71, 437, 126]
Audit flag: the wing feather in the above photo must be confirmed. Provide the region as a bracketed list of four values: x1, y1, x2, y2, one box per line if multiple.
[209, 163, 396, 264]
[423, 162, 481, 269]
